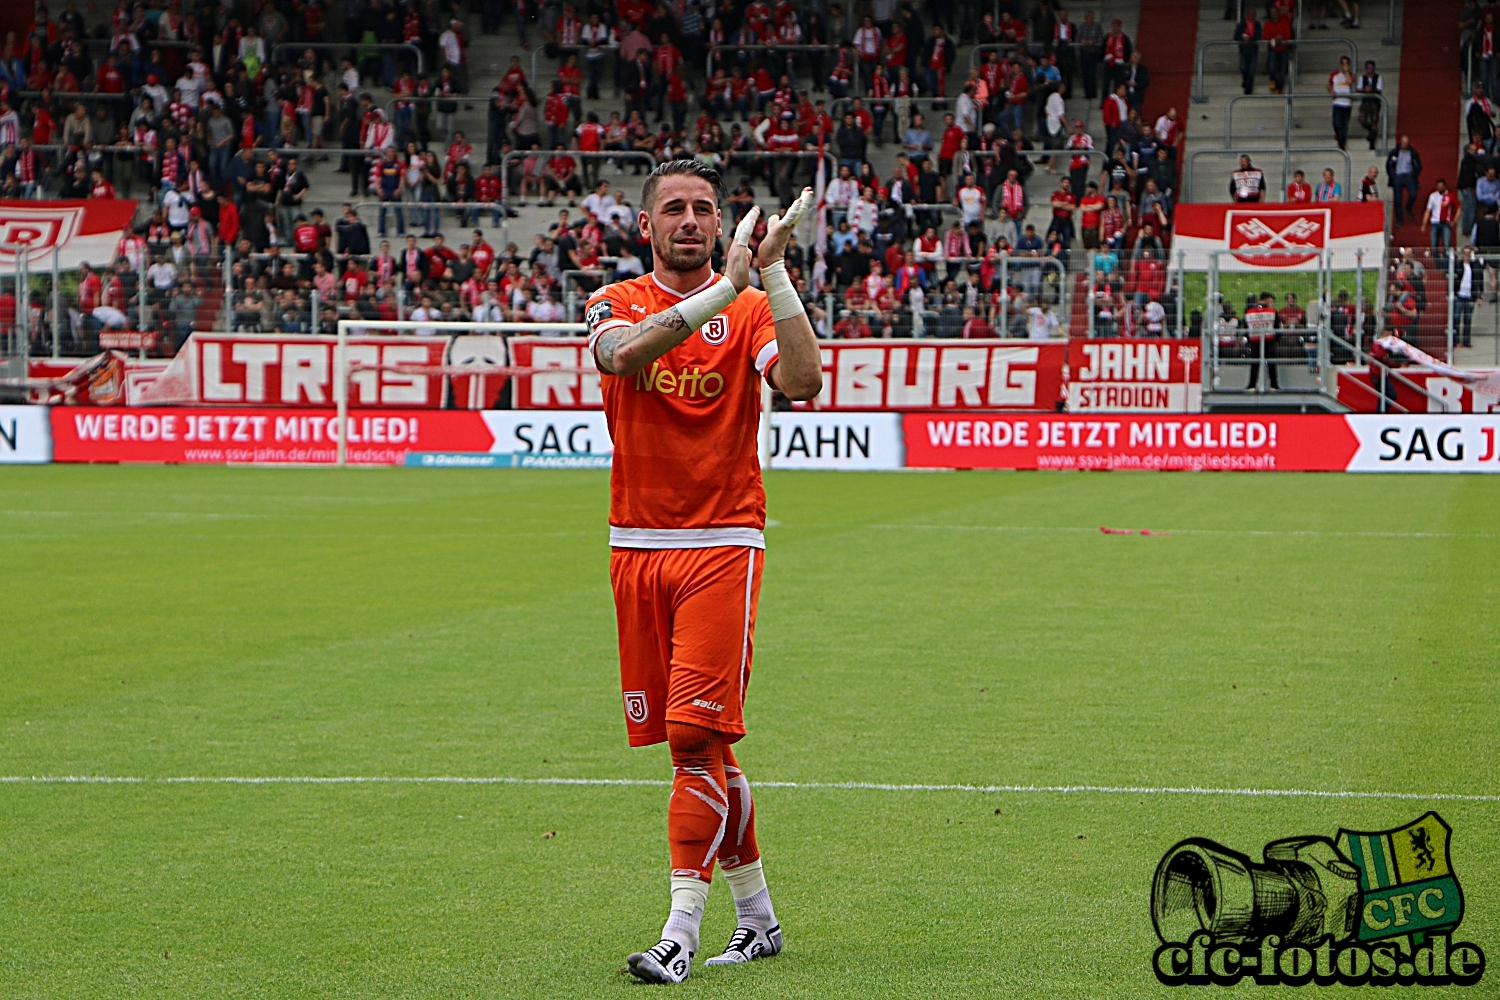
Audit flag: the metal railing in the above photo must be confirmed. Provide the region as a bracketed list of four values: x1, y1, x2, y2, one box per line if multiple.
[1225, 92, 1390, 154]
[530, 44, 620, 91]
[1185, 146, 1352, 203]
[705, 44, 847, 86]
[1193, 38, 1358, 103]
[966, 42, 1029, 69]
[16, 90, 134, 103]
[80, 38, 193, 51]
[271, 42, 426, 77]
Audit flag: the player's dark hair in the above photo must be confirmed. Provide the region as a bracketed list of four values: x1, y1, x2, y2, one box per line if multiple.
[641, 159, 724, 212]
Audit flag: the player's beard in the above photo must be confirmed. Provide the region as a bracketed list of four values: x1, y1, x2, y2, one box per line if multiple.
[654, 231, 714, 274]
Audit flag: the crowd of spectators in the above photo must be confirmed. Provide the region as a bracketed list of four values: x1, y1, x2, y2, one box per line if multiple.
[477, 0, 1200, 340]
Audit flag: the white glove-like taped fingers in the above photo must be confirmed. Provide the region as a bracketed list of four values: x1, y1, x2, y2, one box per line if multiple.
[780, 187, 816, 229]
[733, 206, 761, 247]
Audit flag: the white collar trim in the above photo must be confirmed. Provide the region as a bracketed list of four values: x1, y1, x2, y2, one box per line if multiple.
[651, 271, 718, 298]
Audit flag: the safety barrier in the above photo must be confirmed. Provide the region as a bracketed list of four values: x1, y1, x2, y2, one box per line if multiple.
[1224, 92, 1390, 155]
[271, 42, 426, 77]
[1193, 37, 1358, 103]
[1184, 146, 1352, 203]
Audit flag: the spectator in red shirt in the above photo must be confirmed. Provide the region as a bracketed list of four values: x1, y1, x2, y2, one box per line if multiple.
[961, 307, 993, 338]
[666, 72, 687, 133]
[77, 262, 102, 313]
[937, 112, 965, 178]
[1263, 6, 1293, 93]
[543, 81, 571, 150]
[1078, 181, 1106, 248]
[475, 164, 503, 226]
[96, 55, 126, 98]
[652, 33, 681, 120]
[834, 310, 872, 338]
[1047, 178, 1077, 249]
[1287, 170, 1312, 202]
[90, 169, 116, 199]
[545, 146, 583, 206]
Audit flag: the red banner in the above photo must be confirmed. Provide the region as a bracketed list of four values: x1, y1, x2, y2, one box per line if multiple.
[902, 413, 1361, 471]
[508, 337, 602, 408]
[1336, 368, 1500, 414]
[804, 341, 1068, 411]
[510, 337, 1071, 412]
[1066, 339, 1201, 413]
[1173, 203, 1386, 270]
[49, 407, 493, 464]
[135, 332, 509, 409]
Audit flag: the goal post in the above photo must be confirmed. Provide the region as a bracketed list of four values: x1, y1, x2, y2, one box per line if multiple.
[334, 320, 586, 466]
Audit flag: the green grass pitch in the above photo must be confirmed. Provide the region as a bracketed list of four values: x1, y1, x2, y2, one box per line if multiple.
[2, 465, 1496, 998]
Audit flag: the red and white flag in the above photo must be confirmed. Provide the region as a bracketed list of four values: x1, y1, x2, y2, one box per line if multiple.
[0, 199, 139, 269]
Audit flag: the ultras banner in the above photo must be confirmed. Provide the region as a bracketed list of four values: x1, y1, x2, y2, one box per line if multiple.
[135, 333, 509, 409]
[508, 337, 1070, 412]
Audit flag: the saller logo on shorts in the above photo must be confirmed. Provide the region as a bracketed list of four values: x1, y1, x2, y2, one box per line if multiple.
[691, 698, 725, 712]
[623, 690, 649, 724]
[1151, 812, 1485, 987]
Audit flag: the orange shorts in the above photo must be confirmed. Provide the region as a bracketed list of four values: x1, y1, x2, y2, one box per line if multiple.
[610, 545, 763, 747]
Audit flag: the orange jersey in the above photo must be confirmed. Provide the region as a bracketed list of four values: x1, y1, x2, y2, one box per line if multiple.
[587, 272, 779, 545]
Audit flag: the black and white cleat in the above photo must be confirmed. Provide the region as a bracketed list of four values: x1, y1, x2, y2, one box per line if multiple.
[703, 924, 782, 966]
[626, 939, 693, 983]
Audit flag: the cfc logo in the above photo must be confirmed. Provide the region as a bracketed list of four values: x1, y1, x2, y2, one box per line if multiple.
[634, 361, 725, 399]
[623, 691, 649, 724]
[700, 315, 730, 345]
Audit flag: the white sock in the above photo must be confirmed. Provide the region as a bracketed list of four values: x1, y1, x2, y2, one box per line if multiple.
[661, 877, 708, 954]
[723, 859, 776, 928]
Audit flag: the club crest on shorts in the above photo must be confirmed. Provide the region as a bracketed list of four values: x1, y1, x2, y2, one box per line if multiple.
[700, 315, 730, 345]
[623, 690, 650, 724]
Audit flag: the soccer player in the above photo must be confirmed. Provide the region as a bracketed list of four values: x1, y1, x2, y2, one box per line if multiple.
[585, 159, 822, 984]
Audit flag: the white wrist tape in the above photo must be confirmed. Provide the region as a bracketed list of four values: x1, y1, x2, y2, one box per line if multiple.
[675, 277, 740, 331]
[734, 206, 761, 247]
[758, 259, 804, 322]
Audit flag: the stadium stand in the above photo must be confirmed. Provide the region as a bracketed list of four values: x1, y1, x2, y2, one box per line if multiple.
[4, 0, 1497, 387]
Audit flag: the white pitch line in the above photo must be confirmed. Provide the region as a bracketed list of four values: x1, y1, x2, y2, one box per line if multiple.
[1, 776, 1496, 802]
[872, 524, 1500, 541]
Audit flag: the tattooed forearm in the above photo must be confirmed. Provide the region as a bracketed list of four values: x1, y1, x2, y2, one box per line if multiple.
[594, 307, 690, 375]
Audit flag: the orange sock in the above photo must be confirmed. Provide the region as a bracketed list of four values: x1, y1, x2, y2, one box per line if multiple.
[718, 742, 761, 871]
[666, 722, 729, 883]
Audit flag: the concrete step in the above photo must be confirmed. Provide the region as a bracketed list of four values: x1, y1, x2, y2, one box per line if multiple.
[1182, 0, 1403, 204]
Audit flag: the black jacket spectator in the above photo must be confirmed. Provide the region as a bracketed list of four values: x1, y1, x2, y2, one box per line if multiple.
[1385, 145, 1422, 185]
[836, 121, 866, 162]
[337, 215, 371, 256]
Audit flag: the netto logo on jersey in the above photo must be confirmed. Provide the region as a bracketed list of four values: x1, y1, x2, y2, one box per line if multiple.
[635, 361, 725, 399]
[1151, 812, 1485, 987]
